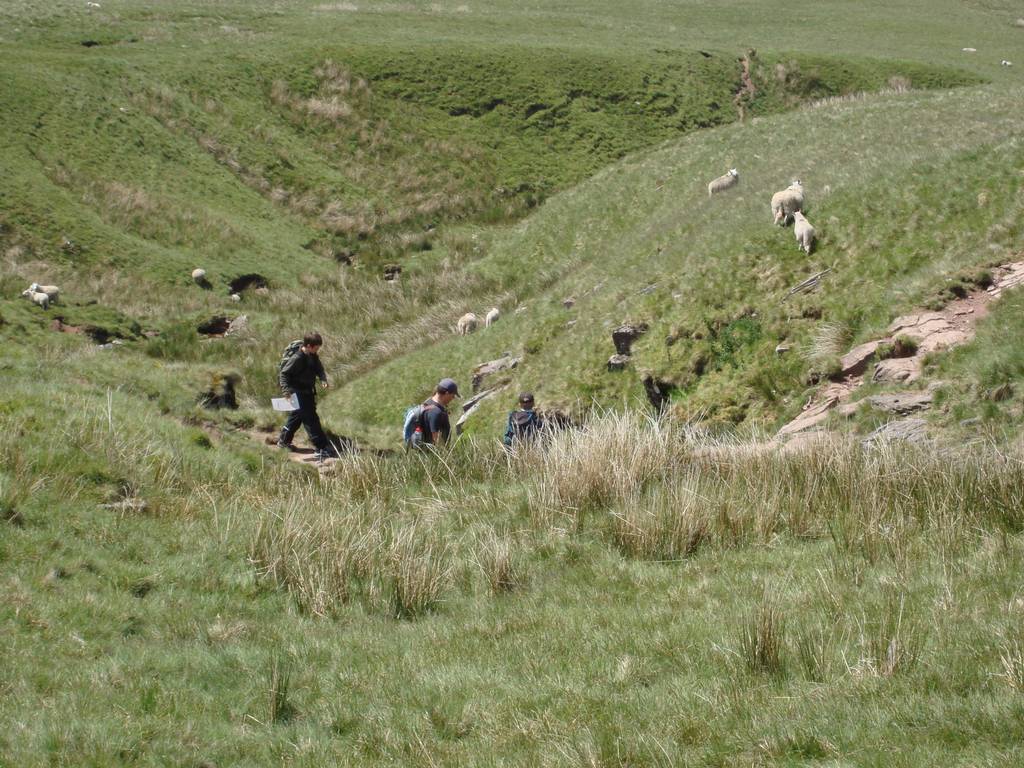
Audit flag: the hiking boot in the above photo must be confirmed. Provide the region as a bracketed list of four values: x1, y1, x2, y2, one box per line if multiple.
[314, 445, 340, 461]
[276, 440, 297, 452]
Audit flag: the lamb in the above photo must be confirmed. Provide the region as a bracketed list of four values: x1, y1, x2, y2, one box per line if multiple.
[792, 211, 816, 255]
[456, 312, 479, 335]
[21, 289, 50, 310]
[485, 307, 500, 327]
[28, 282, 59, 302]
[191, 267, 207, 285]
[707, 168, 739, 196]
[771, 180, 805, 226]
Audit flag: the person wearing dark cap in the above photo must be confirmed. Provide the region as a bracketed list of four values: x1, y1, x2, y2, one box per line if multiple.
[503, 392, 544, 447]
[417, 378, 460, 447]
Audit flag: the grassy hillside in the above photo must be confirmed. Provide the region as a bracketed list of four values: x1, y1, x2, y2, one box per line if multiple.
[4, 1, 1024, 765]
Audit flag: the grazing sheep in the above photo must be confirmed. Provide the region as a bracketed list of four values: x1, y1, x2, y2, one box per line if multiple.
[456, 312, 479, 335]
[707, 168, 739, 196]
[28, 282, 59, 302]
[771, 180, 805, 226]
[1002, 60, 1013, 67]
[792, 211, 816, 255]
[230, 293, 242, 302]
[485, 307, 500, 327]
[21, 289, 50, 310]
[191, 268, 207, 284]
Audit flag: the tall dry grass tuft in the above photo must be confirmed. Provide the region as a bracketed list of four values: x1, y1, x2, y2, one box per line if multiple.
[250, 497, 382, 617]
[999, 633, 1024, 691]
[857, 591, 926, 677]
[794, 623, 838, 682]
[739, 586, 787, 674]
[388, 521, 452, 619]
[804, 320, 851, 364]
[608, 485, 708, 561]
[267, 652, 296, 724]
[474, 529, 524, 594]
[526, 410, 678, 523]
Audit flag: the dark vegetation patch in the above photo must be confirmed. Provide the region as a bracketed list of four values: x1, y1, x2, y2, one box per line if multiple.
[228, 274, 269, 294]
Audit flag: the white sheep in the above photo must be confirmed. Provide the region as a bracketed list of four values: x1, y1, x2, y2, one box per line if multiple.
[485, 307, 500, 327]
[771, 180, 804, 226]
[28, 282, 59, 302]
[792, 211, 816, 254]
[21, 289, 50, 310]
[1002, 60, 1013, 67]
[191, 268, 207, 284]
[456, 312, 479, 335]
[230, 293, 242, 302]
[707, 168, 739, 196]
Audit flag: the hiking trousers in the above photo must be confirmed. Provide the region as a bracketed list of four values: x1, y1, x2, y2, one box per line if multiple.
[279, 391, 328, 450]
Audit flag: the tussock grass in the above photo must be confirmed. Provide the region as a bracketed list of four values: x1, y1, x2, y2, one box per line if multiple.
[473, 528, 524, 594]
[387, 521, 452, 619]
[250, 498, 383, 617]
[267, 652, 296, 724]
[739, 585, 787, 675]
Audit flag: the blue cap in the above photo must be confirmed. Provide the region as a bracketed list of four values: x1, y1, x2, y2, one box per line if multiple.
[438, 378, 460, 396]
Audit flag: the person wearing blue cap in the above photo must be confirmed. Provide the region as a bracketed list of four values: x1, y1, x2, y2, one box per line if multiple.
[415, 378, 460, 447]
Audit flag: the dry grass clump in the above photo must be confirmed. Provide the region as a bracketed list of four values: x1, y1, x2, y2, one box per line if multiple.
[474, 528, 524, 594]
[856, 591, 926, 677]
[999, 632, 1024, 691]
[794, 623, 840, 681]
[739, 586, 787, 674]
[608, 485, 708, 561]
[267, 652, 296, 724]
[527, 411, 678, 522]
[388, 521, 452, 618]
[250, 498, 382, 617]
[804, 320, 851, 363]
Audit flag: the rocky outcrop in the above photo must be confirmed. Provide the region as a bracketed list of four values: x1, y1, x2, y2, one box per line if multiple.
[612, 323, 648, 355]
[642, 375, 674, 411]
[839, 339, 890, 378]
[471, 355, 520, 393]
[862, 418, 929, 448]
[455, 387, 504, 435]
[873, 358, 919, 384]
[865, 391, 933, 415]
[607, 354, 631, 372]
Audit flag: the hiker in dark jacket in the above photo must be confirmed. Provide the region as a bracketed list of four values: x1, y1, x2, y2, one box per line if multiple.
[417, 378, 460, 447]
[277, 332, 335, 459]
[503, 392, 544, 447]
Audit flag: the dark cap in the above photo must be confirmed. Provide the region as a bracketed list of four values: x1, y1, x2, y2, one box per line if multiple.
[437, 378, 460, 396]
[518, 391, 534, 405]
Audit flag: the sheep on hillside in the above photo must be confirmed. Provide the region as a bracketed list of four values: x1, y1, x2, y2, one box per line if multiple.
[21, 289, 50, 310]
[707, 168, 739, 196]
[485, 307, 500, 327]
[456, 312, 479, 335]
[191, 268, 208, 285]
[792, 211, 816, 254]
[771, 180, 805, 226]
[28, 283, 59, 302]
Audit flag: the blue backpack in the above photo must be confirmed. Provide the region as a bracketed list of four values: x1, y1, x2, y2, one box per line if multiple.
[403, 402, 437, 448]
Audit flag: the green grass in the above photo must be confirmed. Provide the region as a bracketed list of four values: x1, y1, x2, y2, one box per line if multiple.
[4, 0, 1024, 765]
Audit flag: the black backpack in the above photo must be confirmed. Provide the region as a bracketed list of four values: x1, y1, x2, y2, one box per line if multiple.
[503, 410, 540, 446]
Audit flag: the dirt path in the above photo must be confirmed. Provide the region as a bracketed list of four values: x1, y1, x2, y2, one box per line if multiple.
[776, 260, 1024, 442]
[734, 51, 757, 122]
[249, 429, 344, 469]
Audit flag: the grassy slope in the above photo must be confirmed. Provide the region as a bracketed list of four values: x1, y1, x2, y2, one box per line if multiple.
[4, 1, 1024, 765]
[336, 83, 1024, 440]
